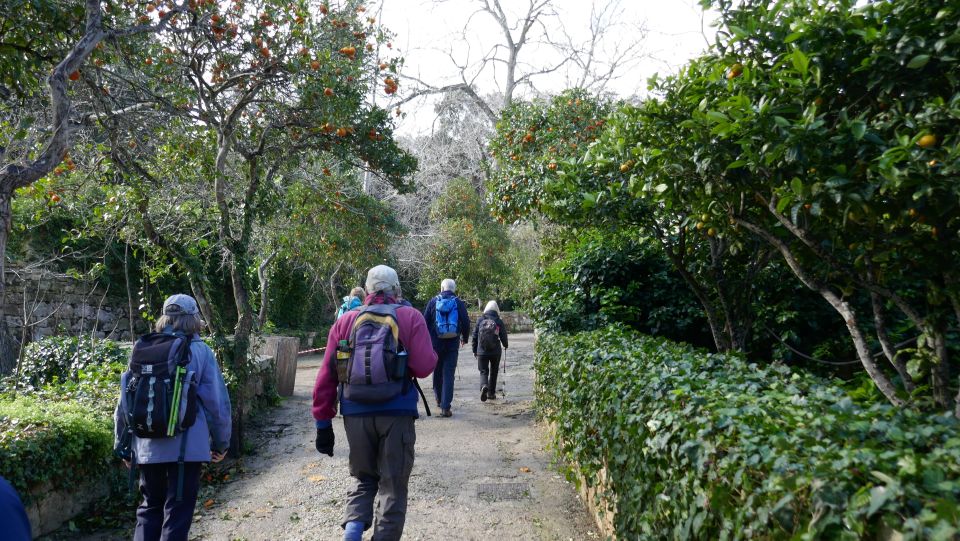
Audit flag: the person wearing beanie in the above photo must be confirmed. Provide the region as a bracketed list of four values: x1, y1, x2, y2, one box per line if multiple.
[114, 294, 232, 541]
[422, 278, 470, 417]
[471, 300, 509, 402]
[312, 265, 437, 541]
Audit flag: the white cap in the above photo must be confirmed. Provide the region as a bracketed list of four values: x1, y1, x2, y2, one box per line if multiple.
[365, 265, 400, 295]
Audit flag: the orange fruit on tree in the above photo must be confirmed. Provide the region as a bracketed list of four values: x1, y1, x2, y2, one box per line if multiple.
[324, 87, 334, 96]
[68, 70, 80, 81]
[726, 62, 744, 79]
[336, 127, 347, 137]
[311, 60, 321, 70]
[917, 134, 937, 148]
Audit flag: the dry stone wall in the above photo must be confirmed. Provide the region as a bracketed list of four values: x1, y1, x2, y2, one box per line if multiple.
[3, 267, 135, 343]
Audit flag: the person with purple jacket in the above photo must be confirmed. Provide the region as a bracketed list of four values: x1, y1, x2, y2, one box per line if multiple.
[313, 265, 437, 541]
[114, 294, 232, 541]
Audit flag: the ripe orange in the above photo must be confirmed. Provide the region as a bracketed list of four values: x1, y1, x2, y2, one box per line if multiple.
[917, 134, 937, 148]
[324, 87, 334, 96]
[311, 60, 321, 70]
[726, 63, 744, 79]
[68, 70, 80, 81]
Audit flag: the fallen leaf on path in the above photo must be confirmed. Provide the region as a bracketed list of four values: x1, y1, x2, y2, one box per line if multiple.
[301, 462, 320, 472]
[308, 474, 327, 483]
[519, 467, 532, 473]
[203, 499, 215, 509]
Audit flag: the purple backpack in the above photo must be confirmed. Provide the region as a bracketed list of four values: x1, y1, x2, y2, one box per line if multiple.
[340, 304, 407, 403]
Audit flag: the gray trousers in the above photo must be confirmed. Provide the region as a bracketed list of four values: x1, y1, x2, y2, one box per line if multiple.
[343, 416, 416, 541]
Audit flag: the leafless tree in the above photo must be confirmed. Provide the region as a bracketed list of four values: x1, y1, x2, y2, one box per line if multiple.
[398, 0, 648, 124]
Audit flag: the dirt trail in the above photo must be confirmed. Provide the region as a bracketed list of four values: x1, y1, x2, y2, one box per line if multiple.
[178, 332, 597, 540]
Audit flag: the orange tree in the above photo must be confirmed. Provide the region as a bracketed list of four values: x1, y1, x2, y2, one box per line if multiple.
[678, 0, 959, 410]
[17, 0, 418, 448]
[0, 0, 190, 368]
[489, 88, 782, 353]
[527, 0, 960, 411]
[418, 178, 510, 308]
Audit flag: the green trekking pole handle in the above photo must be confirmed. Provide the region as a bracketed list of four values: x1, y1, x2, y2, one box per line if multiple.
[167, 366, 185, 436]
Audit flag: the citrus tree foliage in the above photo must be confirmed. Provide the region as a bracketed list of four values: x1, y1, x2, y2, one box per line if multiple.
[488, 88, 612, 223]
[261, 163, 404, 319]
[507, 0, 960, 411]
[490, 88, 780, 354]
[418, 178, 510, 307]
[73, 0, 417, 376]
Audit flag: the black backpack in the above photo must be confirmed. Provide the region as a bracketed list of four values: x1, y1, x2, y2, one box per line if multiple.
[124, 333, 198, 438]
[478, 317, 501, 352]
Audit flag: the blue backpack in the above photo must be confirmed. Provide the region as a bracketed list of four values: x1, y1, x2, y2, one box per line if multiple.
[435, 296, 460, 339]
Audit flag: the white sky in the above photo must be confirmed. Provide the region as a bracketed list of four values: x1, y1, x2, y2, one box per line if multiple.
[369, 0, 718, 135]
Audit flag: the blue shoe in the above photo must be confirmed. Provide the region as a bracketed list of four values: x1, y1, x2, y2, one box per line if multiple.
[343, 520, 363, 541]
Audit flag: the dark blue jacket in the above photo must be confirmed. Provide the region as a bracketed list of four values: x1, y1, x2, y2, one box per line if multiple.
[423, 291, 470, 352]
[0, 476, 31, 541]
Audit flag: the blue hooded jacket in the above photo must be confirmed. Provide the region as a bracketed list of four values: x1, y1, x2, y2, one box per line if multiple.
[114, 332, 232, 464]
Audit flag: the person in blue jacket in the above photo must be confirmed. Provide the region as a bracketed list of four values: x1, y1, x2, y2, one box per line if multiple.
[336, 287, 366, 319]
[114, 294, 232, 541]
[422, 278, 470, 417]
[0, 476, 31, 541]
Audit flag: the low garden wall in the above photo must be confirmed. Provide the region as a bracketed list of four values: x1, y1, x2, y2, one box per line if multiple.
[535, 325, 960, 540]
[467, 310, 534, 334]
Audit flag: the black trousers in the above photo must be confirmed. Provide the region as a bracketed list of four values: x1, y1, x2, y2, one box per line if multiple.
[134, 462, 202, 541]
[478, 353, 501, 396]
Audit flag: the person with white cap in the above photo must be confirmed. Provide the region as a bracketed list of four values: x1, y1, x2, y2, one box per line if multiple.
[312, 265, 437, 541]
[114, 293, 231, 541]
[422, 278, 470, 417]
[472, 300, 509, 402]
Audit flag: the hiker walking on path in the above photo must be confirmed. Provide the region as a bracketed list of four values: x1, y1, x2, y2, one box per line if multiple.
[422, 278, 470, 418]
[312, 265, 438, 541]
[113, 294, 232, 541]
[472, 300, 509, 402]
[336, 287, 366, 320]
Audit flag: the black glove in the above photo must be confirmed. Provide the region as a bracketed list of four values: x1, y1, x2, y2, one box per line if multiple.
[315, 426, 334, 456]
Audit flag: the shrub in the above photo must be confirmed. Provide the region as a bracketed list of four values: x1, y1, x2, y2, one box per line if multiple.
[2, 336, 128, 414]
[534, 229, 710, 346]
[0, 395, 114, 501]
[536, 326, 960, 540]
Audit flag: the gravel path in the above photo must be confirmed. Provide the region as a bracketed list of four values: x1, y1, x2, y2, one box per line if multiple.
[183, 332, 598, 540]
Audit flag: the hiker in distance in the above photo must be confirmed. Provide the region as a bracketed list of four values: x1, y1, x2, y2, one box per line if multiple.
[422, 278, 470, 417]
[473, 300, 509, 402]
[114, 294, 232, 541]
[336, 286, 366, 319]
[313, 265, 437, 541]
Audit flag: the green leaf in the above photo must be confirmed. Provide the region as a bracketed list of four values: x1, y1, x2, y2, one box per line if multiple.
[790, 177, 804, 196]
[906, 54, 931, 69]
[706, 111, 730, 123]
[851, 121, 866, 140]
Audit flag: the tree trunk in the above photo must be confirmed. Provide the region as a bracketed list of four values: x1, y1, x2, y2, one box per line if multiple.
[870, 290, 915, 393]
[737, 218, 906, 406]
[930, 327, 953, 411]
[0, 189, 20, 373]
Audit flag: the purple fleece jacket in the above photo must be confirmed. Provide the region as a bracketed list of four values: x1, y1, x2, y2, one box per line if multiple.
[313, 293, 437, 424]
[113, 333, 232, 463]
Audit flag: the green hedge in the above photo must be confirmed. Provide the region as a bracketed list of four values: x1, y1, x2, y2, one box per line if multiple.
[0, 337, 128, 500]
[536, 326, 960, 540]
[0, 395, 114, 500]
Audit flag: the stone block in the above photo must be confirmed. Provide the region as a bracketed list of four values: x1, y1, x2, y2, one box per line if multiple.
[27, 475, 111, 537]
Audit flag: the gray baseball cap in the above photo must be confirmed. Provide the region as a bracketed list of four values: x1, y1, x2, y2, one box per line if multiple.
[163, 294, 200, 316]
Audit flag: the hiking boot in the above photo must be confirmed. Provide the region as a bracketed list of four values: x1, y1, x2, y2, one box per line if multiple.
[442, 409, 453, 417]
[487, 390, 497, 400]
[480, 385, 488, 402]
